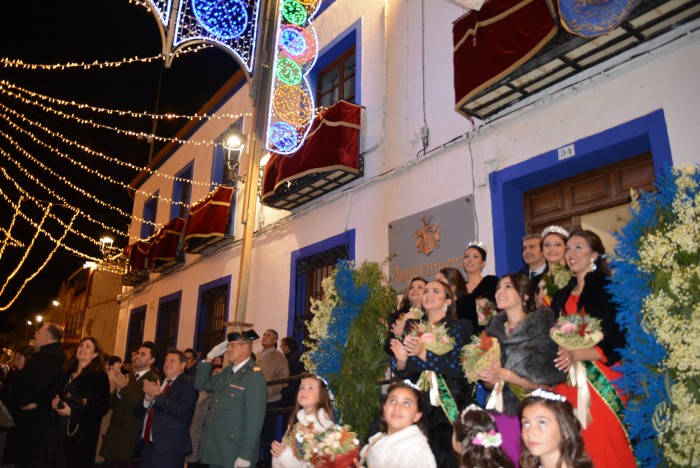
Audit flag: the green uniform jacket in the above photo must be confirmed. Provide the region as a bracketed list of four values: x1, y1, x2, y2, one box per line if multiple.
[100, 369, 159, 461]
[195, 359, 266, 466]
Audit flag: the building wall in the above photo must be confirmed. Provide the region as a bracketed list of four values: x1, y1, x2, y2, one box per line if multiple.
[114, 0, 700, 358]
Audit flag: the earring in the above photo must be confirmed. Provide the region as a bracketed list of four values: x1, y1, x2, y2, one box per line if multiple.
[443, 305, 448, 313]
[590, 258, 597, 272]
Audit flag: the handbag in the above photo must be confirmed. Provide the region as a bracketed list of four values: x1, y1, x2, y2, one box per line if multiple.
[59, 392, 87, 437]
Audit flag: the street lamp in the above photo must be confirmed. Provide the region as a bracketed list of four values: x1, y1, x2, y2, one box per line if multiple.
[99, 236, 114, 256]
[36, 315, 43, 324]
[52, 300, 59, 307]
[222, 129, 246, 185]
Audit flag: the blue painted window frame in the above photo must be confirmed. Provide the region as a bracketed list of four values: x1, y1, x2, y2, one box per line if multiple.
[155, 291, 182, 346]
[287, 230, 356, 340]
[170, 162, 194, 220]
[125, 305, 147, 356]
[140, 191, 159, 239]
[193, 275, 232, 355]
[489, 110, 673, 275]
[309, 21, 361, 107]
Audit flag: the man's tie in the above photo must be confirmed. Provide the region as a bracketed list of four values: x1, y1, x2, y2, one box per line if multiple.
[143, 379, 171, 443]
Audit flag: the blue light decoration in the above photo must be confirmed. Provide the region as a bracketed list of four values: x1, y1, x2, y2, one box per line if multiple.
[191, 0, 249, 40]
[143, 0, 262, 73]
[265, 0, 322, 155]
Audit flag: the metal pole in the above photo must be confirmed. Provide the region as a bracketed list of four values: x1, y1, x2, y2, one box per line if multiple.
[233, 0, 280, 323]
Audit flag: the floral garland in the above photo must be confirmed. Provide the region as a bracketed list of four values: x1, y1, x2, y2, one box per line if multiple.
[301, 259, 397, 442]
[612, 165, 700, 466]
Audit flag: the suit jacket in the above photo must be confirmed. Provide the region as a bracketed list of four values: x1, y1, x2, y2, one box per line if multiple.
[195, 359, 267, 466]
[518, 263, 549, 289]
[100, 368, 159, 461]
[133, 374, 198, 456]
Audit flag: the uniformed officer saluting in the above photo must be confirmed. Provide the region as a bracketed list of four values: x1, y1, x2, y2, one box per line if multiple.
[195, 323, 267, 468]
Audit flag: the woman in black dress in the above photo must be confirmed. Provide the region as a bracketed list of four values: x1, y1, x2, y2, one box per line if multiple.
[461, 244, 498, 333]
[44, 337, 110, 468]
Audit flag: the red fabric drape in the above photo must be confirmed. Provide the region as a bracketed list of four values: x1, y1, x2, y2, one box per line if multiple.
[262, 100, 362, 203]
[124, 240, 151, 271]
[149, 217, 185, 268]
[184, 185, 235, 252]
[453, 0, 557, 117]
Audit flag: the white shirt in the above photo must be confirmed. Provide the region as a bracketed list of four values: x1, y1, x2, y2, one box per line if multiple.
[360, 425, 436, 468]
[271, 408, 336, 468]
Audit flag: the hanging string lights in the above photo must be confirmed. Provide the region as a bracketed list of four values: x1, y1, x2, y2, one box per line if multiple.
[265, 0, 321, 154]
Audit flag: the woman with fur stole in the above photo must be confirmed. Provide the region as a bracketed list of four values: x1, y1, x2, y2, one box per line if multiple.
[477, 274, 565, 466]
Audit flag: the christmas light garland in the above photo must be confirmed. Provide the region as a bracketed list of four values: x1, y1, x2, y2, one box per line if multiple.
[0, 197, 24, 260]
[0, 83, 251, 148]
[0, 43, 213, 71]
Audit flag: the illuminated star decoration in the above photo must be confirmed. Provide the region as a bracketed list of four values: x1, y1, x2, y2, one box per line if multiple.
[144, 0, 261, 72]
[265, 0, 321, 155]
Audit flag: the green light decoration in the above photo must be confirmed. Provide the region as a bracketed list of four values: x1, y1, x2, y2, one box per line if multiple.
[275, 57, 303, 85]
[282, 0, 307, 25]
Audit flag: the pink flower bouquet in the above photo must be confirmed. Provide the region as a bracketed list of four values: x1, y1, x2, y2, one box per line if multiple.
[312, 425, 360, 468]
[406, 321, 455, 355]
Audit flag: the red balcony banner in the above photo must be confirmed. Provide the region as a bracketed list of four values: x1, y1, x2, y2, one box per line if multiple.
[149, 217, 186, 268]
[124, 240, 152, 271]
[453, 0, 557, 116]
[262, 100, 362, 203]
[184, 185, 235, 252]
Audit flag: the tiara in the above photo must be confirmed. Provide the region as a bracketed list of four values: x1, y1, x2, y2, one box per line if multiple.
[472, 430, 503, 448]
[541, 225, 570, 238]
[466, 241, 485, 250]
[529, 388, 567, 402]
[316, 375, 335, 402]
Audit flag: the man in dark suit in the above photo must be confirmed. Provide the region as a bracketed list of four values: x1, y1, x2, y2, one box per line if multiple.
[518, 234, 548, 287]
[134, 348, 198, 468]
[5, 322, 65, 468]
[100, 342, 160, 467]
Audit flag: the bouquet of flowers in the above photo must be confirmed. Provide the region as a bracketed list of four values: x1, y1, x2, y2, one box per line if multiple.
[393, 307, 424, 340]
[549, 310, 603, 428]
[460, 332, 501, 383]
[406, 321, 455, 355]
[538, 264, 573, 306]
[475, 297, 497, 326]
[283, 421, 317, 462]
[550, 310, 603, 350]
[312, 425, 360, 468]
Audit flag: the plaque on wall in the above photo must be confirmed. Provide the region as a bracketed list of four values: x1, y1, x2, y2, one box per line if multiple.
[388, 196, 475, 293]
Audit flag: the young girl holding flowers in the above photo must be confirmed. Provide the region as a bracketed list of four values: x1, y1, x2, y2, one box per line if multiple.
[359, 380, 436, 467]
[390, 280, 474, 468]
[271, 374, 336, 468]
[519, 389, 592, 468]
[452, 404, 513, 468]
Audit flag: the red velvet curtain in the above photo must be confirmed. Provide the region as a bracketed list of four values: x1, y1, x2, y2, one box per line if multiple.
[124, 240, 151, 271]
[262, 100, 362, 203]
[453, 0, 557, 116]
[149, 217, 186, 268]
[184, 185, 235, 252]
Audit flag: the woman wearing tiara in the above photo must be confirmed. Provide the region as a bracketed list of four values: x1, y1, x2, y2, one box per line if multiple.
[391, 279, 473, 468]
[536, 226, 571, 307]
[550, 229, 635, 467]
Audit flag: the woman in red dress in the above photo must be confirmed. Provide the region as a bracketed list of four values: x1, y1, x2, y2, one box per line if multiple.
[550, 229, 635, 468]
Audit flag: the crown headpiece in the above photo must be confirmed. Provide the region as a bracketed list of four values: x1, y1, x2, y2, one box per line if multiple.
[402, 379, 422, 392]
[541, 225, 570, 238]
[528, 388, 567, 402]
[466, 241, 485, 250]
[315, 375, 335, 402]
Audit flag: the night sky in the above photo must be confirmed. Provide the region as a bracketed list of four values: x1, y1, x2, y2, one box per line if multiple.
[0, 0, 240, 331]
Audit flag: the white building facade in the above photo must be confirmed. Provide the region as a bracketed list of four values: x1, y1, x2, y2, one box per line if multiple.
[114, 0, 700, 359]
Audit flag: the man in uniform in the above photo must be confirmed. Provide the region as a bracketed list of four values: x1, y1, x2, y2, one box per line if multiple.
[195, 324, 266, 468]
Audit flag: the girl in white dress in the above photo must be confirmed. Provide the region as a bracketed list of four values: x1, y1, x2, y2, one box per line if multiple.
[271, 374, 336, 468]
[359, 380, 437, 468]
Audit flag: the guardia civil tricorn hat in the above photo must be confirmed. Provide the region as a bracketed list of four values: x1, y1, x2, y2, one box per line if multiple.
[224, 321, 260, 342]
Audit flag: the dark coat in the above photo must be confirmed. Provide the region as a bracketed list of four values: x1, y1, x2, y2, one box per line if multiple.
[518, 264, 549, 290]
[486, 308, 566, 415]
[195, 359, 267, 466]
[100, 368, 160, 461]
[550, 270, 626, 365]
[280, 351, 305, 408]
[44, 367, 110, 468]
[457, 274, 499, 334]
[132, 373, 198, 458]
